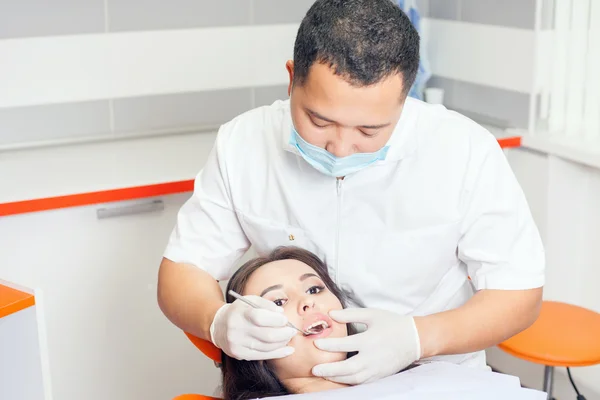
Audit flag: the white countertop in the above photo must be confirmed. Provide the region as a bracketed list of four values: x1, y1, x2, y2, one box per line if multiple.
[0, 131, 217, 204]
[508, 129, 600, 170]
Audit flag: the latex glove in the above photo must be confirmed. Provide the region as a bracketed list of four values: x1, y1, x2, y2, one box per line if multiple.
[312, 308, 421, 385]
[210, 295, 297, 361]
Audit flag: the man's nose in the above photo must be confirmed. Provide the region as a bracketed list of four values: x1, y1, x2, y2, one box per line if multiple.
[327, 129, 354, 158]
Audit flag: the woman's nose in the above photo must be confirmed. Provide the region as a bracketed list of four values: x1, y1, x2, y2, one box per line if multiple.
[299, 298, 315, 314]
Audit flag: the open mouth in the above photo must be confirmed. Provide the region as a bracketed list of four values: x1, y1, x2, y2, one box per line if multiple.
[305, 320, 330, 335]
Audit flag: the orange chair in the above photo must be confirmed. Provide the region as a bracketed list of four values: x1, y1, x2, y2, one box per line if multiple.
[173, 333, 222, 400]
[185, 332, 222, 366]
[498, 301, 600, 399]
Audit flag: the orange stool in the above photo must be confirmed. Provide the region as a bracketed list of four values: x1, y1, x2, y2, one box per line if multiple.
[498, 301, 600, 399]
[172, 333, 222, 400]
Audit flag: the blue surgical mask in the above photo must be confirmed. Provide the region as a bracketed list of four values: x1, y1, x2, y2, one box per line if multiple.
[289, 125, 390, 177]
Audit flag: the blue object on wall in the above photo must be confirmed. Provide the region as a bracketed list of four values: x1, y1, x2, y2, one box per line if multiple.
[396, 0, 431, 100]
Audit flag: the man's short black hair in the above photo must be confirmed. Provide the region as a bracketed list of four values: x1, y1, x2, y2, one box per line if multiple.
[293, 0, 420, 94]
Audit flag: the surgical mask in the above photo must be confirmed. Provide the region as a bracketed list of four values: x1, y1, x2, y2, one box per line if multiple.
[289, 125, 390, 177]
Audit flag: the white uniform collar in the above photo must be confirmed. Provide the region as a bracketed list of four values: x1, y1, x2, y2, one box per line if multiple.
[281, 97, 419, 162]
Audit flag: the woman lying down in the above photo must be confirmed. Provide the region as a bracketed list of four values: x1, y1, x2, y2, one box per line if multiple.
[218, 247, 545, 400]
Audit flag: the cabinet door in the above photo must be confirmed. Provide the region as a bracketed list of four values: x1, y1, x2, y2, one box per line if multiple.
[0, 193, 221, 400]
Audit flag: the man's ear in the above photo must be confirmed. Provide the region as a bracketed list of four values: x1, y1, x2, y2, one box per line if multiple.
[286, 60, 294, 96]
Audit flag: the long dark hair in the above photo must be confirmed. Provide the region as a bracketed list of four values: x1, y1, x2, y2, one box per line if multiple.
[221, 246, 357, 400]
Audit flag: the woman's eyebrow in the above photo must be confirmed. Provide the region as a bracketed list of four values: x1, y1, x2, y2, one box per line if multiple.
[260, 284, 282, 297]
[259, 274, 319, 296]
[299, 273, 318, 281]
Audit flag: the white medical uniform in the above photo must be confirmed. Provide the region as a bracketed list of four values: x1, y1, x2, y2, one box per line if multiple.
[163, 98, 545, 368]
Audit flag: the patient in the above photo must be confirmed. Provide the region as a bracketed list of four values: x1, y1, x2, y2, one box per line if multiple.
[217, 251, 545, 400]
[220, 246, 360, 400]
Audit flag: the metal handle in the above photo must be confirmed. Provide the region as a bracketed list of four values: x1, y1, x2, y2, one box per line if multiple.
[96, 199, 164, 220]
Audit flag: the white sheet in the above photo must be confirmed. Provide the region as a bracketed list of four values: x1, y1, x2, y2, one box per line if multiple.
[262, 362, 546, 400]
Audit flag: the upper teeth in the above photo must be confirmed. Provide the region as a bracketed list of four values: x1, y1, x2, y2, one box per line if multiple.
[307, 320, 329, 331]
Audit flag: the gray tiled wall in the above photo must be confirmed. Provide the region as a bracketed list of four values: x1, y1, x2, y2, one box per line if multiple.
[254, 85, 290, 108]
[1, 0, 537, 38]
[460, 0, 536, 30]
[0, 0, 105, 39]
[0, 101, 111, 145]
[112, 89, 253, 134]
[428, 0, 460, 20]
[253, 0, 317, 25]
[0, 0, 318, 39]
[427, 77, 530, 129]
[0, 85, 290, 146]
[422, 0, 536, 29]
[108, 0, 252, 32]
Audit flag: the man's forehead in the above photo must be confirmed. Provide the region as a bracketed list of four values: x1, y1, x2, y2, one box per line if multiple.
[303, 62, 405, 90]
[297, 94, 403, 127]
[299, 68, 404, 110]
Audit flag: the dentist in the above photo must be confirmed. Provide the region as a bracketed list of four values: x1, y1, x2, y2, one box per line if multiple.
[158, 0, 545, 386]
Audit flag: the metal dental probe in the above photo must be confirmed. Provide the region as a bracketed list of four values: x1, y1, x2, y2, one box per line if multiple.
[228, 290, 313, 335]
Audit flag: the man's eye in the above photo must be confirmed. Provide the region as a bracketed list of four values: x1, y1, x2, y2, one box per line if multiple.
[311, 119, 328, 128]
[274, 299, 286, 307]
[360, 130, 378, 137]
[307, 285, 325, 295]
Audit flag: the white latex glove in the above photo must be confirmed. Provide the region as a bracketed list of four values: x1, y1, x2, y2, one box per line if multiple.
[311, 308, 422, 385]
[210, 295, 297, 361]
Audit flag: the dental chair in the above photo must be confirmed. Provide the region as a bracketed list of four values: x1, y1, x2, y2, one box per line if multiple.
[172, 333, 222, 400]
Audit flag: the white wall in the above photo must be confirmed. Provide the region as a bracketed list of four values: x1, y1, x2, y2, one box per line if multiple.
[492, 147, 600, 399]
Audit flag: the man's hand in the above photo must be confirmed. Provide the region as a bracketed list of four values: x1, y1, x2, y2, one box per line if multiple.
[311, 308, 421, 385]
[210, 295, 297, 361]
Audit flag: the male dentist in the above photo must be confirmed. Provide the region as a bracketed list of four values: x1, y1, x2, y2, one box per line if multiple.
[158, 0, 545, 385]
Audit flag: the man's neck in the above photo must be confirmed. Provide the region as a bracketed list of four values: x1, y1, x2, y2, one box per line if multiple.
[282, 377, 348, 394]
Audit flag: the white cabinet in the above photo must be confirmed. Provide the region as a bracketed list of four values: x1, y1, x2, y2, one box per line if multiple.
[0, 193, 221, 400]
[0, 300, 46, 400]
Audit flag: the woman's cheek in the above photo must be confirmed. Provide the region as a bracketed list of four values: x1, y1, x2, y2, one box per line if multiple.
[288, 334, 302, 348]
[339, 322, 348, 337]
[268, 338, 312, 380]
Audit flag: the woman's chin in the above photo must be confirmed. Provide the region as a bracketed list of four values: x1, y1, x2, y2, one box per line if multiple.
[312, 350, 347, 366]
[274, 325, 349, 380]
